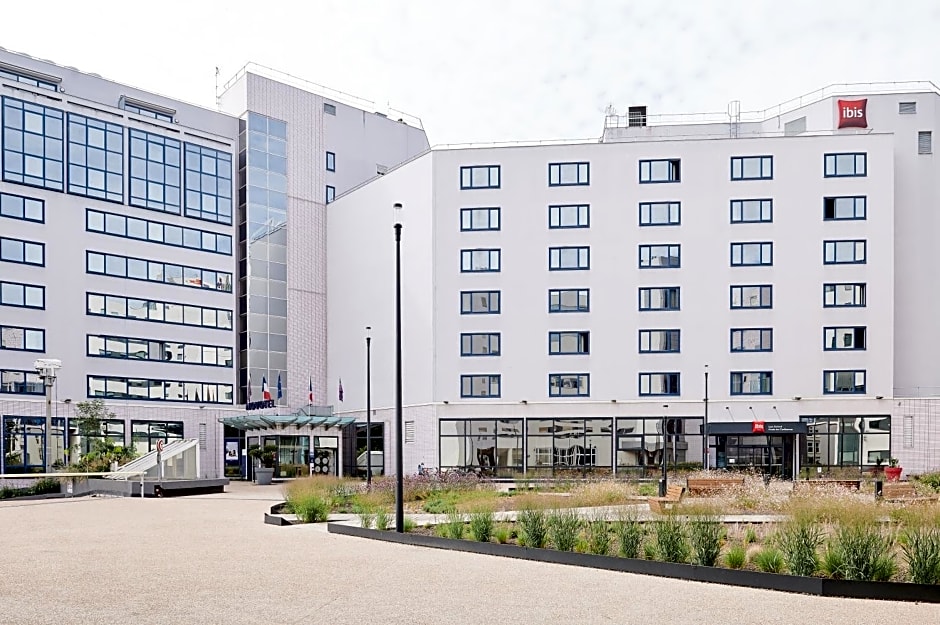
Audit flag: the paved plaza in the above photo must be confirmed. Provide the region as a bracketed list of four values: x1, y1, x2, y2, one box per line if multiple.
[0, 483, 937, 625]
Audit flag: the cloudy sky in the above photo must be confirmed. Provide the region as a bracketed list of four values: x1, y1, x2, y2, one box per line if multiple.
[4, 0, 939, 144]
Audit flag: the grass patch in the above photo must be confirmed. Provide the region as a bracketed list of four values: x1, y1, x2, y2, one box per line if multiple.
[585, 515, 611, 556]
[443, 510, 465, 539]
[901, 527, 940, 585]
[547, 508, 582, 552]
[777, 519, 821, 577]
[469, 509, 494, 542]
[752, 547, 784, 573]
[688, 514, 723, 567]
[652, 514, 689, 563]
[375, 509, 391, 531]
[615, 512, 645, 559]
[725, 543, 747, 569]
[518, 508, 548, 548]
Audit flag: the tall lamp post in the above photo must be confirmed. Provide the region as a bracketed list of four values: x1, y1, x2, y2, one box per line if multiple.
[365, 326, 373, 489]
[35, 359, 61, 473]
[703, 364, 710, 471]
[659, 404, 669, 496]
[393, 203, 404, 533]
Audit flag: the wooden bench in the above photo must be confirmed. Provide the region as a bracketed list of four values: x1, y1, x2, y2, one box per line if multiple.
[881, 482, 937, 503]
[648, 484, 685, 514]
[686, 477, 745, 496]
[798, 479, 862, 491]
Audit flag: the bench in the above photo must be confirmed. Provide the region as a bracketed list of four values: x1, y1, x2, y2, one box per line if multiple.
[798, 479, 862, 491]
[648, 484, 685, 514]
[881, 482, 937, 503]
[686, 477, 745, 496]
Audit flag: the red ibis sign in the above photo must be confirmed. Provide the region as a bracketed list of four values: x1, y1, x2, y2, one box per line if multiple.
[837, 99, 868, 129]
[751, 421, 766, 434]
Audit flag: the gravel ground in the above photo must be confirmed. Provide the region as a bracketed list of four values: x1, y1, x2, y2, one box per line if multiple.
[0, 482, 936, 625]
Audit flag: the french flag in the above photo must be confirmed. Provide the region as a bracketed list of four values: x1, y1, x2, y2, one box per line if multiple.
[308, 377, 314, 403]
[262, 376, 271, 401]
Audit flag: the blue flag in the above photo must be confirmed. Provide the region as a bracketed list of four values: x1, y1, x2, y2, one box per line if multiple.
[277, 374, 283, 400]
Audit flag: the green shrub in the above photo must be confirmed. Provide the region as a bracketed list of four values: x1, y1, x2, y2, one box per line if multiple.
[375, 509, 391, 531]
[354, 505, 375, 529]
[725, 543, 747, 569]
[743, 525, 758, 545]
[902, 527, 940, 585]
[403, 517, 417, 532]
[287, 494, 330, 523]
[31, 477, 60, 495]
[777, 520, 821, 577]
[652, 515, 689, 563]
[615, 514, 645, 559]
[688, 516, 723, 567]
[642, 541, 657, 560]
[518, 508, 548, 548]
[444, 510, 465, 539]
[494, 525, 510, 544]
[836, 525, 895, 581]
[423, 491, 459, 514]
[753, 547, 784, 573]
[586, 518, 611, 555]
[469, 509, 494, 542]
[914, 472, 940, 493]
[821, 543, 845, 578]
[548, 509, 582, 552]
[637, 482, 658, 497]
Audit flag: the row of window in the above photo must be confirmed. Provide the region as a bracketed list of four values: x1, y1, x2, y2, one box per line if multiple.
[87, 334, 234, 367]
[86, 292, 234, 330]
[459, 153, 868, 189]
[459, 283, 867, 315]
[0, 369, 43, 395]
[0, 325, 45, 352]
[459, 196, 867, 231]
[458, 327, 866, 356]
[459, 240, 868, 272]
[0, 280, 44, 309]
[0, 236, 44, 265]
[87, 375, 234, 404]
[0, 191, 44, 222]
[86, 209, 233, 255]
[0, 97, 233, 224]
[458, 370, 868, 398]
[86, 251, 233, 293]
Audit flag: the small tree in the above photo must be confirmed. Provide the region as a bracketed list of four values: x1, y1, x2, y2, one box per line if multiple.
[68, 400, 136, 472]
[72, 400, 114, 455]
[248, 444, 278, 469]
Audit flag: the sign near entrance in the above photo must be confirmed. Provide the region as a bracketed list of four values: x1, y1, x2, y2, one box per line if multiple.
[751, 421, 766, 434]
[246, 399, 276, 411]
[837, 98, 868, 129]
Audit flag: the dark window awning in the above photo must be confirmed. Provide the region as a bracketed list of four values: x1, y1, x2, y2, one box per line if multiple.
[706, 421, 808, 435]
[218, 405, 357, 431]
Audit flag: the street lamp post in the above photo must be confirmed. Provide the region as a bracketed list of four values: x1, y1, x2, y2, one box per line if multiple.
[365, 326, 373, 489]
[393, 204, 404, 533]
[34, 359, 61, 473]
[659, 404, 669, 497]
[703, 364, 710, 471]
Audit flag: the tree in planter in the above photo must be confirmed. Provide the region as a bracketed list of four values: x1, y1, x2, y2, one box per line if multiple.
[68, 400, 137, 472]
[248, 445, 278, 469]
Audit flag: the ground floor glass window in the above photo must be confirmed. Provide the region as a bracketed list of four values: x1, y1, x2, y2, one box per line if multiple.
[131, 420, 184, 456]
[2, 416, 66, 472]
[802, 415, 890, 468]
[439, 419, 523, 477]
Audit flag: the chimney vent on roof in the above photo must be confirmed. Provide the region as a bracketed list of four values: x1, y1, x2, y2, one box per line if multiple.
[628, 106, 647, 127]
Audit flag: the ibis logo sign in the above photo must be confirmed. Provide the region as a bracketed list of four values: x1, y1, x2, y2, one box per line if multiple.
[837, 99, 868, 129]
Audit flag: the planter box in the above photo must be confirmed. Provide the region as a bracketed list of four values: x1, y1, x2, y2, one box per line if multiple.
[326, 523, 940, 604]
[255, 468, 275, 485]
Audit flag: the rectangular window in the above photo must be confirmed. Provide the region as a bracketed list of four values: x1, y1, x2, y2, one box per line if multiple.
[123, 101, 173, 122]
[88, 376, 233, 404]
[731, 156, 773, 180]
[128, 129, 181, 213]
[0, 281, 44, 309]
[0, 325, 45, 352]
[549, 331, 590, 355]
[731, 242, 773, 266]
[460, 165, 500, 189]
[66, 113, 124, 202]
[324, 102, 336, 115]
[824, 196, 866, 220]
[824, 240, 866, 264]
[730, 199, 773, 223]
[731, 371, 773, 395]
[460, 333, 500, 357]
[0, 369, 44, 395]
[549, 373, 590, 397]
[639, 329, 680, 353]
[639, 244, 680, 268]
[325, 185, 335, 203]
[1, 97, 64, 190]
[638, 287, 680, 311]
[86, 209, 232, 255]
[730, 328, 773, 352]
[461, 248, 501, 272]
[549, 288, 589, 313]
[730, 285, 772, 309]
[0, 236, 44, 265]
[823, 370, 866, 394]
[0, 67, 58, 91]
[460, 290, 500, 314]
[899, 101, 917, 114]
[639, 159, 680, 183]
[460, 374, 500, 398]
[918, 131, 932, 155]
[326, 151, 336, 171]
[87, 334, 233, 367]
[86, 251, 233, 293]
[639, 202, 680, 226]
[0, 192, 44, 223]
[549, 204, 589, 228]
[824, 326, 866, 351]
[639, 372, 680, 396]
[184, 142, 233, 224]
[549, 246, 590, 270]
[548, 162, 589, 186]
[824, 153, 867, 177]
[86, 292, 233, 330]
[461, 207, 500, 231]
[824, 283, 866, 307]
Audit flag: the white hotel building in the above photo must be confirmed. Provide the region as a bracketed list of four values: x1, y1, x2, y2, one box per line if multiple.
[328, 83, 940, 479]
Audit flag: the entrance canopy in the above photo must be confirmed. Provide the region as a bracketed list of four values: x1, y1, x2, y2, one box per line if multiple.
[706, 422, 808, 435]
[219, 405, 357, 431]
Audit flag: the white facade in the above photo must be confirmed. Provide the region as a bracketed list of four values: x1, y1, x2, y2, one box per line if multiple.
[328, 85, 940, 476]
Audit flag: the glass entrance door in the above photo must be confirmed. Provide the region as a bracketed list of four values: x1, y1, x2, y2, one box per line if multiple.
[716, 434, 794, 479]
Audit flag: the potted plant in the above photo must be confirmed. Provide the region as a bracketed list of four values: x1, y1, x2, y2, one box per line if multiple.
[248, 444, 278, 485]
[884, 457, 903, 482]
